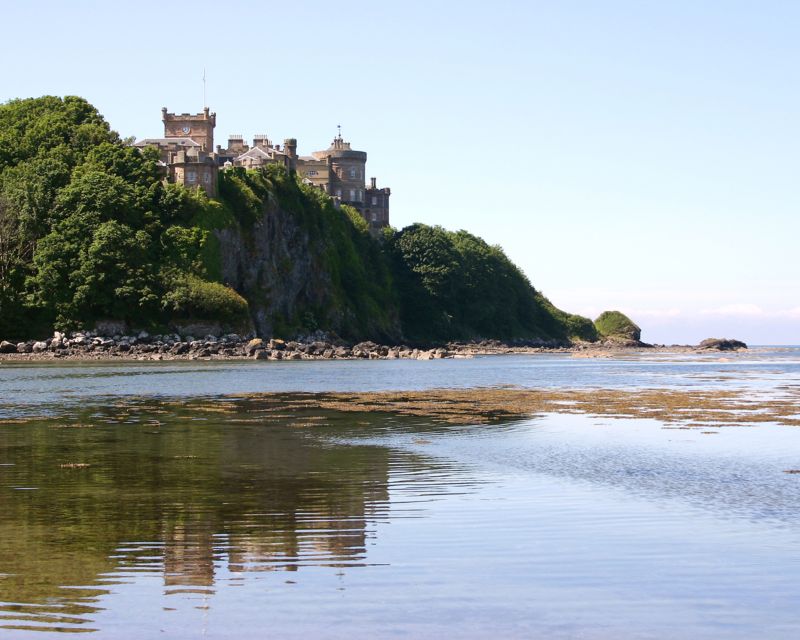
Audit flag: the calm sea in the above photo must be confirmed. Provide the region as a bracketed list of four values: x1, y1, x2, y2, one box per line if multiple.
[0, 347, 798, 638]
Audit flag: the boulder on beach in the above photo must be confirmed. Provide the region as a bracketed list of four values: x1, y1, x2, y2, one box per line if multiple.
[244, 338, 264, 355]
[697, 338, 747, 351]
[0, 341, 17, 354]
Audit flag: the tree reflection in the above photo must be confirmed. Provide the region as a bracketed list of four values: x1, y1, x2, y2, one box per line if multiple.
[0, 397, 397, 631]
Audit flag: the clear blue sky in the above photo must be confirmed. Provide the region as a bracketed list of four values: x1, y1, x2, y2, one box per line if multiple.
[2, 0, 798, 344]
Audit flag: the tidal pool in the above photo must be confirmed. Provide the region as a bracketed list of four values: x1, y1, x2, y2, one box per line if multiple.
[0, 350, 799, 638]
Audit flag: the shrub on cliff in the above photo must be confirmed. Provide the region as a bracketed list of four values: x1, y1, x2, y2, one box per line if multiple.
[161, 275, 250, 331]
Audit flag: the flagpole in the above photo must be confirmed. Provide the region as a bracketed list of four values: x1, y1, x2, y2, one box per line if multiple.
[203, 68, 206, 109]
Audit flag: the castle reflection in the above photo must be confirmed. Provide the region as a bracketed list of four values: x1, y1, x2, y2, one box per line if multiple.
[0, 396, 404, 631]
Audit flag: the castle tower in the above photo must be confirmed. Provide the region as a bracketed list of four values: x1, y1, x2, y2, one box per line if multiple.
[162, 106, 216, 152]
[311, 131, 367, 205]
[364, 177, 391, 232]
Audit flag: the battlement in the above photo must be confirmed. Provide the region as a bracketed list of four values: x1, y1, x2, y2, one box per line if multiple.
[162, 106, 216, 125]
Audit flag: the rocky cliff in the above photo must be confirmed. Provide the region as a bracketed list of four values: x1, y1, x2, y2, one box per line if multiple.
[210, 167, 400, 341]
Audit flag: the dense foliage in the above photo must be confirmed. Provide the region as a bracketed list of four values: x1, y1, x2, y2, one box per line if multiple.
[0, 96, 596, 344]
[385, 224, 596, 342]
[594, 310, 641, 341]
[0, 96, 245, 338]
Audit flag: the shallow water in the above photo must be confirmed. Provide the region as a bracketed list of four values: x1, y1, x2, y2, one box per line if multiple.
[0, 349, 799, 638]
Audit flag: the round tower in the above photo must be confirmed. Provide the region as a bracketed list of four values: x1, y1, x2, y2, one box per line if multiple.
[312, 132, 366, 204]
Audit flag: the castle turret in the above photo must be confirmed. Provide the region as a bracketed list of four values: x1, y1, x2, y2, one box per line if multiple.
[283, 138, 297, 171]
[311, 131, 367, 205]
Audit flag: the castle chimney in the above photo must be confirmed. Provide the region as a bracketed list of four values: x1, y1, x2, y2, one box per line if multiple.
[370, 177, 377, 189]
[228, 135, 245, 153]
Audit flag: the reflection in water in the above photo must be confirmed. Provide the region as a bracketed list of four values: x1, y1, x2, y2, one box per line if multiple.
[0, 398, 473, 634]
[1, 355, 799, 638]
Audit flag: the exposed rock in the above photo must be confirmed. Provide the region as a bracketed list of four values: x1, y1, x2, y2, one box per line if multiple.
[353, 341, 379, 353]
[32, 341, 48, 353]
[245, 338, 264, 355]
[171, 342, 190, 355]
[697, 338, 747, 351]
[268, 338, 286, 351]
[0, 341, 17, 354]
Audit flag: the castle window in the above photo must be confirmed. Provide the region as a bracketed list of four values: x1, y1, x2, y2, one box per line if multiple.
[335, 188, 342, 198]
[371, 196, 378, 206]
[307, 170, 318, 176]
[349, 167, 357, 179]
[187, 170, 197, 183]
[204, 172, 210, 183]
[350, 189, 356, 201]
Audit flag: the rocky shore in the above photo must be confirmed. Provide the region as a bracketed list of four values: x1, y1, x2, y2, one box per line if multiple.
[0, 331, 540, 362]
[0, 330, 748, 363]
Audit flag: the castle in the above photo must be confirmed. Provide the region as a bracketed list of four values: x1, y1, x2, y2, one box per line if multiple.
[134, 108, 390, 231]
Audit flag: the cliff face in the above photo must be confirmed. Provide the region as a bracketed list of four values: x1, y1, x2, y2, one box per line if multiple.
[215, 203, 334, 337]
[211, 168, 401, 341]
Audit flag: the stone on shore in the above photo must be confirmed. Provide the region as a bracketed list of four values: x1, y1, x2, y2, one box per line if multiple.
[32, 341, 48, 353]
[697, 338, 747, 351]
[0, 341, 17, 354]
[245, 338, 264, 355]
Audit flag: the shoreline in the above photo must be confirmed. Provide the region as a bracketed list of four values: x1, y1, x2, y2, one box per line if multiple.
[0, 335, 750, 363]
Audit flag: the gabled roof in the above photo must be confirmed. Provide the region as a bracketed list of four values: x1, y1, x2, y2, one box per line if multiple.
[235, 145, 288, 162]
[236, 145, 272, 161]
